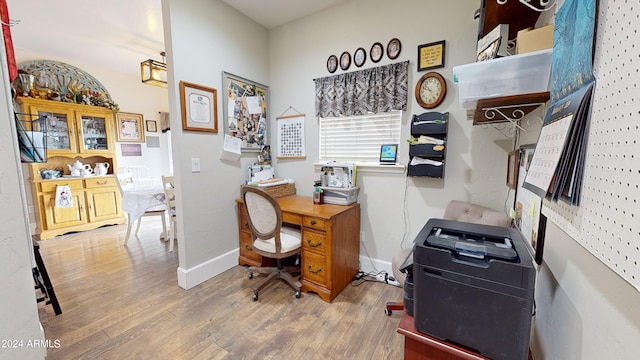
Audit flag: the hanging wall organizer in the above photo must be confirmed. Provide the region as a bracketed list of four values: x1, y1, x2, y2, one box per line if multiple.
[407, 111, 449, 178]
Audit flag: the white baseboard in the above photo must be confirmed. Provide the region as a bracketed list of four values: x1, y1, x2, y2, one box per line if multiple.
[176, 249, 401, 289]
[177, 249, 239, 289]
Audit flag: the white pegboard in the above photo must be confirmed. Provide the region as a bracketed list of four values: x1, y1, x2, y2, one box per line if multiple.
[543, 0, 640, 290]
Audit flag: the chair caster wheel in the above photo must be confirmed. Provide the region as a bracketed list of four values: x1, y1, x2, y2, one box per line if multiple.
[247, 273, 253, 279]
[384, 309, 392, 316]
[295, 290, 301, 299]
[252, 293, 258, 301]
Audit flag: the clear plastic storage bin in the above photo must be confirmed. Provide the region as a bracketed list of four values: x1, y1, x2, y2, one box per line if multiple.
[453, 49, 552, 110]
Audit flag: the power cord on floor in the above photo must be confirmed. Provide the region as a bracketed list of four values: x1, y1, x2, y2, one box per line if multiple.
[351, 270, 393, 286]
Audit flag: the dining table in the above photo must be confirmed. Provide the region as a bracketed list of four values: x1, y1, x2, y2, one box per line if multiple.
[120, 184, 170, 240]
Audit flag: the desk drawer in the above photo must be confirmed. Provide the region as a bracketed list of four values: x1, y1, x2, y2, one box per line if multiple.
[282, 211, 301, 225]
[302, 229, 328, 254]
[239, 231, 261, 262]
[302, 250, 327, 287]
[85, 177, 117, 188]
[303, 216, 326, 231]
[39, 179, 83, 193]
[238, 209, 250, 231]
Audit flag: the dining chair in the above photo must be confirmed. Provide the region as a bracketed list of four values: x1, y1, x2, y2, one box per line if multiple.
[241, 186, 302, 301]
[123, 165, 157, 188]
[116, 172, 167, 245]
[161, 175, 177, 252]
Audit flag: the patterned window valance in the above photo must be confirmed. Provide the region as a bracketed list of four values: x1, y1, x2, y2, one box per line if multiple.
[314, 61, 409, 118]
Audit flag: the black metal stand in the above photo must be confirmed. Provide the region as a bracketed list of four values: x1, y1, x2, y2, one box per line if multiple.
[32, 238, 62, 315]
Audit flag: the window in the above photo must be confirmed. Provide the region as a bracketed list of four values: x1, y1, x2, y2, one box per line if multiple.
[318, 110, 402, 163]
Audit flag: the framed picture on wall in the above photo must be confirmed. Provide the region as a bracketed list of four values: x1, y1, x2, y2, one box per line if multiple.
[116, 112, 145, 142]
[146, 120, 157, 132]
[507, 149, 520, 190]
[179, 81, 218, 133]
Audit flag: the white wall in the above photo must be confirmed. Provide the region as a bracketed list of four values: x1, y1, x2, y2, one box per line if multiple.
[162, 0, 271, 285]
[268, 0, 510, 263]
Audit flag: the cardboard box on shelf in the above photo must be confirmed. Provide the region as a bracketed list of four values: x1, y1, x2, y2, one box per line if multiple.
[517, 24, 554, 54]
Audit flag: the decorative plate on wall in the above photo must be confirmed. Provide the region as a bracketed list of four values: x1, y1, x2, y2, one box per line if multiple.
[327, 55, 338, 73]
[387, 38, 402, 60]
[340, 51, 351, 71]
[354, 47, 366, 67]
[370, 42, 384, 63]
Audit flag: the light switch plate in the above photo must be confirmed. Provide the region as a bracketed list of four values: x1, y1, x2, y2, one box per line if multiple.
[191, 158, 201, 173]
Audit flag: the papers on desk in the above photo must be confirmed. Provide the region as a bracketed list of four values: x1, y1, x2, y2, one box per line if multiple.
[247, 178, 293, 187]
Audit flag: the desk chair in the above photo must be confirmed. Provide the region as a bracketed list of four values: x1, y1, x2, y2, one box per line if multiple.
[161, 175, 177, 252]
[241, 186, 302, 301]
[116, 173, 167, 245]
[385, 200, 513, 315]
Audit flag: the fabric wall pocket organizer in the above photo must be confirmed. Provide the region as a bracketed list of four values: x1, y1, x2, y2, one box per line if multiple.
[55, 185, 73, 208]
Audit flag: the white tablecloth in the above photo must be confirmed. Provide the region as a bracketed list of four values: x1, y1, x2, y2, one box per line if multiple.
[121, 185, 166, 222]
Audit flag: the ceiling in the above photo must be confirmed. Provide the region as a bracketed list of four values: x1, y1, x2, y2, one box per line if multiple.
[6, 0, 349, 78]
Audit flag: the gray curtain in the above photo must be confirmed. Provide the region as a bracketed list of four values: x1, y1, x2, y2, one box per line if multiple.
[314, 61, 409, 118]
[159, 111, 170, 132]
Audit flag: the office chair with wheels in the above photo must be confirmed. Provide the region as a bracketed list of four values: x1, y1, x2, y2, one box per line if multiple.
[385, 200, 513, 315]
[241, 186, 302, 301]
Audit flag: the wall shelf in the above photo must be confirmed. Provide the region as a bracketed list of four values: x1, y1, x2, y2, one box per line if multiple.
[472, 91, 550, 126]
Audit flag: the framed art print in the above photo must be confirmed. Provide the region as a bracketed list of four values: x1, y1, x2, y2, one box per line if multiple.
[418, 40, 445, 71]
[340, 51, 351, 71]
[370, 42, 384, 63]
[146, 120, 157, 132]
[327, 55, 338, 73]
[116, 112, 145, 142]
[354, 47, 366, 67]
[179, 81, 218, 133]
[387, 38, 401, 59]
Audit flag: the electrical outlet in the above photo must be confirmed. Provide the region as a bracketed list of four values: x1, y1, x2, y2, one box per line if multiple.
[28, 205, 35, 214]
[360, 231, 365, 243]
[191, 158, 201, 173]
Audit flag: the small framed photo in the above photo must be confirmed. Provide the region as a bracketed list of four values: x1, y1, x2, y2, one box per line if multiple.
[507, 149, 520, 190]
[179, 81, 218, 133]
[340, 51, 351, 71]
[418, 40, 446, 71]
[387, 38, 402, 60]
[146, 120, 157, 132]
[116, 112, 145, 142]
[327, 55, 338, 73]
[354, 47, 366, 67]
[370, 42, 384, 63]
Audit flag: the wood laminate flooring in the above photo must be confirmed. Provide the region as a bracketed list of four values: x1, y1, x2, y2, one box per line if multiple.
[36, 217, 405, 359]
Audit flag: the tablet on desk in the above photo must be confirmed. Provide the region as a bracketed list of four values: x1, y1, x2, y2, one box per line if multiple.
[380, 144, 398, 165]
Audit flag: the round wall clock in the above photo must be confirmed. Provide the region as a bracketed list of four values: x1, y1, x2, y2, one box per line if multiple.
[415, 72, 447, 109]
[340, 51, 351, 71]
[327, 55, 338, 73]
[370, 42, 383, 63]
[354, 47, 366, 67]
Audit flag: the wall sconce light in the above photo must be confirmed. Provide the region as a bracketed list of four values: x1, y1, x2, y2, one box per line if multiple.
[140, 51, 167, 88]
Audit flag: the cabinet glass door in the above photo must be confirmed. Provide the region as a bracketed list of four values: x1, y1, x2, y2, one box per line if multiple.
[38, 110, 76, 153]
[79, 115, 110, 152]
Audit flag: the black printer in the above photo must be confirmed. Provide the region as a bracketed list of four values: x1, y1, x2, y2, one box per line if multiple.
[412, 218, 535, 360]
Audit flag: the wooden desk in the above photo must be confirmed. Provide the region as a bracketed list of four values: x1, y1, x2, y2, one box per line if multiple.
[397, 313, 533, 360]
[236, 195, 360, 302]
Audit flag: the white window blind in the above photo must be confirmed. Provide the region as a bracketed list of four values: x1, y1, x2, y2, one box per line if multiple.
[319, 110, 402, 163]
